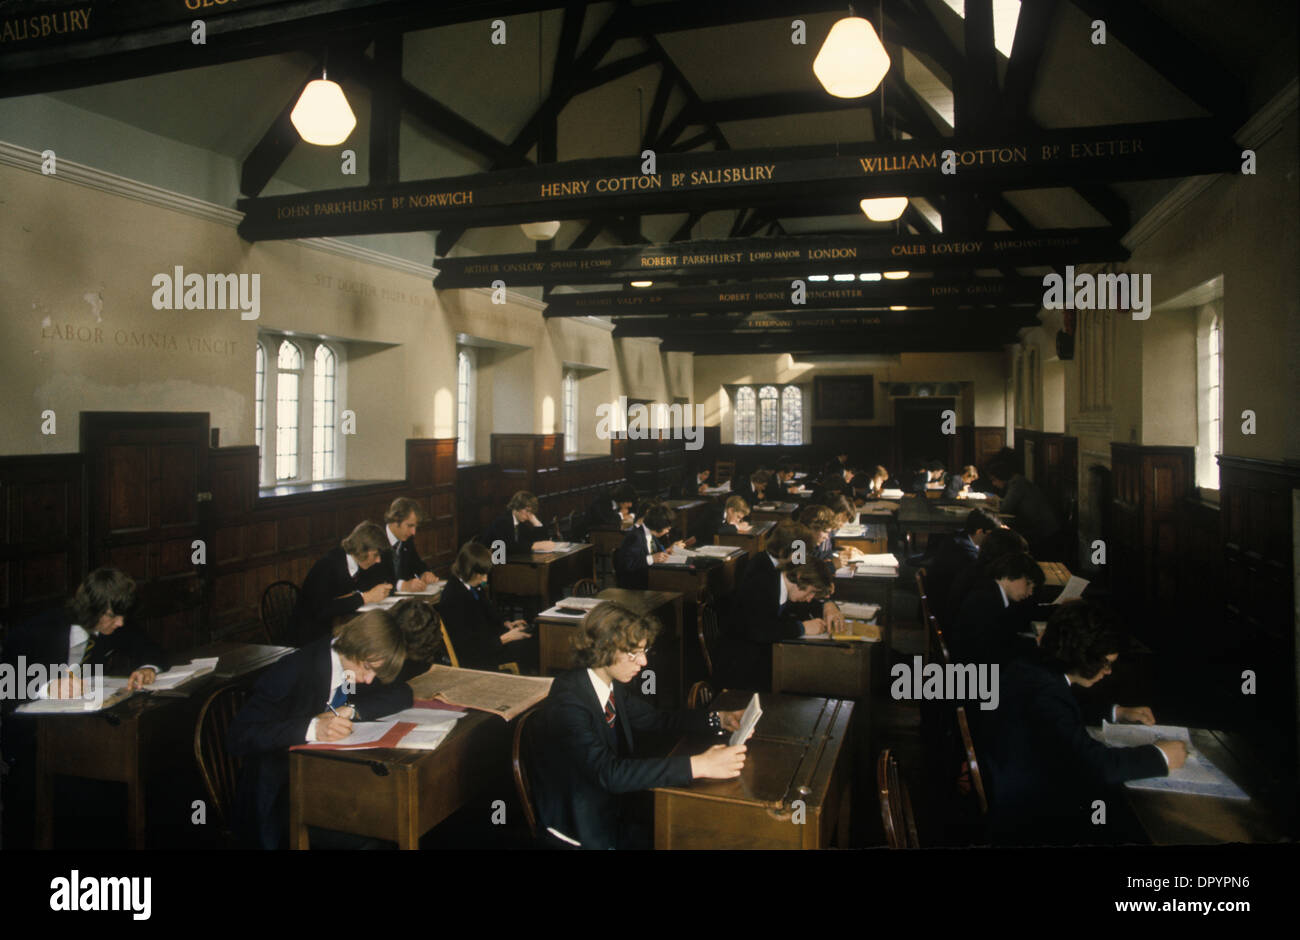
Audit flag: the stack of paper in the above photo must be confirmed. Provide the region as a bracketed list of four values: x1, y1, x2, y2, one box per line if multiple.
[834, 523, 868, 538]
[702, 482, 732, 495]
[539, 605, 587, 620]
[410, 666, 553, 721]
[960, 491, 989, 500]
[16, 676, 134, 714]
[294, 719, 412, 751]
[837, 602, 881, 621]
[1096, 723, 1250, 800]
[392, 582, 445, 598]
[383, 706, 468, 751]
[880, 488, 905, 499]
[556, 596, 603, 614]
[695, 544, 740, 558]
[149, 657, 220, 691]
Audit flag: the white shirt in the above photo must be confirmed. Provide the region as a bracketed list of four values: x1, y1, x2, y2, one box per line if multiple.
[587, 668, 613, 713]
[642, 525, 657, 566]
[36, 624, 159, 699]
[769, 554, 788, 607]
[996, 581, 1010, 608]
[345, 553, 361, 579]
[305, 646, 350, 742]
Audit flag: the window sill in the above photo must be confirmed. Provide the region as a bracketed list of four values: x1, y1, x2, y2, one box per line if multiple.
[258, 479, 403, 499]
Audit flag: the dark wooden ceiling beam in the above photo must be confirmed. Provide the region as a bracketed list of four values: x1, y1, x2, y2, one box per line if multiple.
[1002, 0, 1059, 125]
[368, 33, 403, 186]
[1066, 0, 1247, 126]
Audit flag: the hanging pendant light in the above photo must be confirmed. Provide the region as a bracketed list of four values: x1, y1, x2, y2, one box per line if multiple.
[859, 196, 909, 221]
[814, 16, 891, 98]
[290, 70, 356, 146]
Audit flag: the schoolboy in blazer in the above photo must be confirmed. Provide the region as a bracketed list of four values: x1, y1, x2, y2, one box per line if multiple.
[481, 491, 557, 556]
[613, 504, 679, 590]
[289, 521, 393, 645]
[227, 610, 412, 849]
[694, 495, 751, 544]
[984, 601, 1185, 845]
[950, 551, 1044, 667]
[531, 602, 749, 849]
[374, 497, 440, 592]
[438, 542, 536, 672]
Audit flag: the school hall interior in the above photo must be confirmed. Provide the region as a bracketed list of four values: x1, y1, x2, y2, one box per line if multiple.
[0, 0, 1296, 852]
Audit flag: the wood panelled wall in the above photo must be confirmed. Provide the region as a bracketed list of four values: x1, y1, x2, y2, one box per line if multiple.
[0, 455, 84, 626]
[1108, 444, 1195, 627]
[1019, 431, 1079, 567]
[0, 434, 459, 650]
[1218, 456, 1299, 766]
[459, 436, 630, 545]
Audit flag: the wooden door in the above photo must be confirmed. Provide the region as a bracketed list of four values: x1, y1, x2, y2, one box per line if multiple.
[894, 397, 958, 471]
[82, 412, 211, 652]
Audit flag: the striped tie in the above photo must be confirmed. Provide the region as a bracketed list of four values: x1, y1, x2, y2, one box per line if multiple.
[604, 696, 616, 729]
[79, 636, 96, 665]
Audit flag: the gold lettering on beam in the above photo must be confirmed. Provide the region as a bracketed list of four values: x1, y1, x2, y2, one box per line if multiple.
[0, 7, 94, 43]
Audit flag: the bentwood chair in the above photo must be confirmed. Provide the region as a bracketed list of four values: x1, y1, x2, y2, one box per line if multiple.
[193, 680, 255, 845]
[260, 580, 300, 646]
[877, 749, 920, 848]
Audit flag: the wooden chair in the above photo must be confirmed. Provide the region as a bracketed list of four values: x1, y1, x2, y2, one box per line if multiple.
[714, 459, 735, 484]
[193, 680, 254, 842]
[697, 596, 722, 679]
[955, 705, 989, 816]
[877, 748, 920, 848]
[440, 621, 519, 674]
[260, 580, 300, 646]
[687, 680, 714, 710]
[511, 705, 541, 839]
[568, 578, 600, 598]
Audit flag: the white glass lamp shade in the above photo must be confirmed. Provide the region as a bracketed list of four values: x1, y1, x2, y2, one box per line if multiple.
[860, 196, 909, 221]
[814, 17, 891, 98]
[521, 221, 562, 240]
[290, 79, 356, 145]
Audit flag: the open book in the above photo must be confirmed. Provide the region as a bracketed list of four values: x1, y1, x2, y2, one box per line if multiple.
[556, 596, 603, 614]
[1093, 722, 1249, 800]
[410, 665, 553, 721]
[149, 657, 220, 691]
[731, 693, 762, 747]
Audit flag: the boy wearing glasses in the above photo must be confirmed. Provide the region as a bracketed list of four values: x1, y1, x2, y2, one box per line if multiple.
[531, 602, 751, 849]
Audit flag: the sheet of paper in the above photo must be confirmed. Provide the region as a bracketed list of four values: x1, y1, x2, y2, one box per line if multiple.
[298, 719, 404, 749]
[556, 596, 602, 612]
[392, 583, 444, 597]
[148, 657, 220, 691]
[730, 692, 762, 747]
[358, 595, 404, 612]
[539, 605, 588, 620]
[16, 676, 134, 714]
[834, 524, 868, 537]
[696, 544, 739, 558]
[855, 552, 899, 568]
[1051, 575, 1090, 604]
[837, 602, 880, 620]
[961, 491, 989, 500]
[1096, 723, 1250, 800]
[880, 488, 905, 499]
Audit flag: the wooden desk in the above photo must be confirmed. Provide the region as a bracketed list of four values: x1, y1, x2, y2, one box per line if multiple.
[830, 570, 895, 663]
[663, 498, 709, 538]
[648, 552, 743, 603]
[535, 587, 685, 705]
[1123, 729, 1288, 845]
[772, 621, 883, 700]
[490, 544, 594, 609]
[653, 691, 854, 849]
[33, 642, 292, 849]
[288, 708, 510, 850]
[715, 520, 775, 558]
[750, 501, 800, 524]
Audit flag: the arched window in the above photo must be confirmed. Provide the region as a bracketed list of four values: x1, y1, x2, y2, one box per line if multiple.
[457, 349, 475, 463]
[780, 386, 802, 445]
[563, 371, 577, 455]
[734, 386, 756, 445]
[254, 343, 265, 459]
[758, 385, 780, 444]
[312, 344, 337, 480]
[275, 340, 302, 481]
